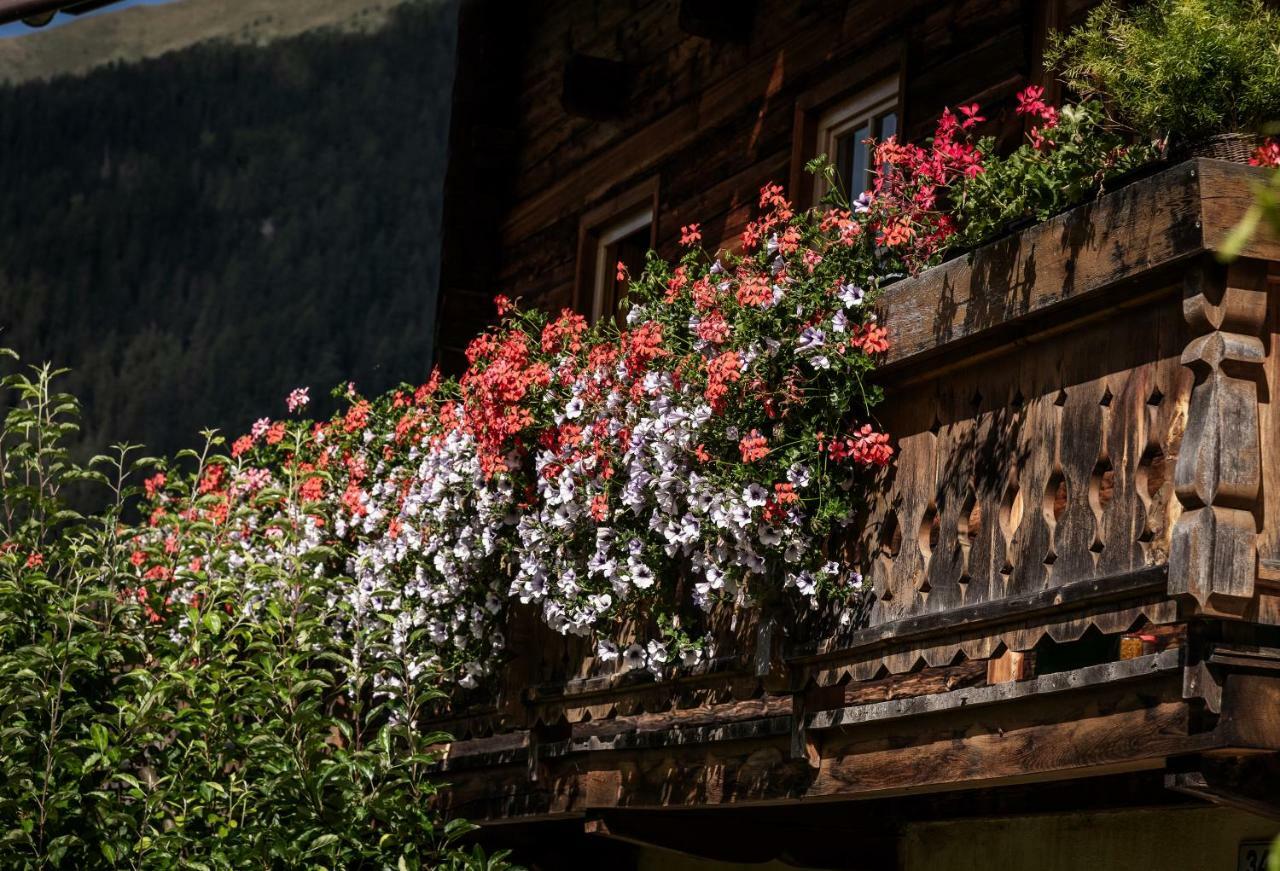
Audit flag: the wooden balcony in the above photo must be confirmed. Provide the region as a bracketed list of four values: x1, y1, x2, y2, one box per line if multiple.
[435, 159, 1280, 862]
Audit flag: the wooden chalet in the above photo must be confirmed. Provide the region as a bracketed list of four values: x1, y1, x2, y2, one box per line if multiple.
[434, 2, 1280, 868]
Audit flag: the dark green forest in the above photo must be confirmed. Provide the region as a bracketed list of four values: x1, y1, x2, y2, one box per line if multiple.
[0, 0, 457, 457]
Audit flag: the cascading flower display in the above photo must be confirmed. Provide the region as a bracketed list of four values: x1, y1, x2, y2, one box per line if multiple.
[119, 86, 1137, 693]
[121, 170, 922, 692]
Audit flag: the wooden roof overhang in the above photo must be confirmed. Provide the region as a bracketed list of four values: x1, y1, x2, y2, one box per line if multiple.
[0, 0, 124, 27]
[434, 159, 1280, 863]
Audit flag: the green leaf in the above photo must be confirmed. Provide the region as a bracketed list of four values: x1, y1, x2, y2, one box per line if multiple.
[89, 722, 109, 753]
[1218, 202, 1262, 261]
[310, 832, 341, 852]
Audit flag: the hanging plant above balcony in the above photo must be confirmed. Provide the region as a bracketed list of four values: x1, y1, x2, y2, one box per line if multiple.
[122, 103, 1007, 690]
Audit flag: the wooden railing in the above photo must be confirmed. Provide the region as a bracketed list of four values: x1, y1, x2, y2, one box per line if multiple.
[437, 157, 1280, 746]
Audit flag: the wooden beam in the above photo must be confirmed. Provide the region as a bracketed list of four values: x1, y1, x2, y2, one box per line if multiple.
[1199, 160, 1280, 263]
[791, 565, 1166, 660]
[1165, 754, 1280, 820]
[811, 698, 1209, 802]
[1216, 672, 1280, 750]
[1169, 259, 1268, 618]
[807, 649, 1182, 730]
[987, 649, 1032, 684]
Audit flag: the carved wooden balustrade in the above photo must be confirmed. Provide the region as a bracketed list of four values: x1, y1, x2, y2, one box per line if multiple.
[434, 159, 1280, 830]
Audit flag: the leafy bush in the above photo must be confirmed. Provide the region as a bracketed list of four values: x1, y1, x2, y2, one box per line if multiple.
[0, 357, 510, 869]
[1046, 0, 1280, 143]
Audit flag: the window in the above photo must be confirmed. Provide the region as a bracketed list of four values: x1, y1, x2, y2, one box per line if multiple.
[811, 76, 899, 203]
[590, 208, 652, 324]
[575, 179, 658, 325]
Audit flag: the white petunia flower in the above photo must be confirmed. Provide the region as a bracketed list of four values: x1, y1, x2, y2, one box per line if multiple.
[743, 483, 768, 508]
[787, 462, 812, 488]
[839, 282, 866, 308]
[621, 643, 647, 671]
[630, 563, 655, 589]
[796, 327, 826, 353]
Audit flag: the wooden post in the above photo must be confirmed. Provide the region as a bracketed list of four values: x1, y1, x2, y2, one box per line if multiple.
[1169, 259, 1267, 617]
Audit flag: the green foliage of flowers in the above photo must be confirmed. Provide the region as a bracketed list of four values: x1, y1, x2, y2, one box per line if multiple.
[1047, 0, 1280, 143]
[953, 100, 1155, 248]
[0, 358, 511, 869]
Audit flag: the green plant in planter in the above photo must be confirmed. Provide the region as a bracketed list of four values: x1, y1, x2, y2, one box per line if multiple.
[1046, 0, 1280, 146]
[953, 99, 1153, 249]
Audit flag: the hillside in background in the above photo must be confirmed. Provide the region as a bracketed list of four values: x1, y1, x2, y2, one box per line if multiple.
[0, 0, 410, 84]
[0, 0, 457, 458]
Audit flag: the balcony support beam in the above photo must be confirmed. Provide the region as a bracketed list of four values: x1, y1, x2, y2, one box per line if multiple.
[1170, 258, 1269, 617]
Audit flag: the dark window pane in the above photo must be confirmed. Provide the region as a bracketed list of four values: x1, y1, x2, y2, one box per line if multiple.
[878, 111, 898, 143]
[850, 125, 870, 196]
[602, 223, 651, 323]
[835, 123, 870, 198]
[835, 132, 853, 196]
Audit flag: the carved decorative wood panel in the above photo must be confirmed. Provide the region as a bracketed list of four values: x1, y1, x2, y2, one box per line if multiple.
[863, 294, 1190, 626]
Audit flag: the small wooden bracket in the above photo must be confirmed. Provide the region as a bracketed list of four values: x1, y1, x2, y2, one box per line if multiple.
[790, 683, 841, 766]
[754, 614, 791, 693]
[1182, 661, 1222, 714]
[526, 719, 571, 783]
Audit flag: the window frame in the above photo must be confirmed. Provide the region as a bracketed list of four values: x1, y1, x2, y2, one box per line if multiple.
[574, 178, 659, 325]
[788, 45, 905, 209]
[810, 76, 900, 204]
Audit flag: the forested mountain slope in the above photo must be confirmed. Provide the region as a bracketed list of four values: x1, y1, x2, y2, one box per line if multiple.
[0, 0, 410, 85]
[0, 0, 457, 457]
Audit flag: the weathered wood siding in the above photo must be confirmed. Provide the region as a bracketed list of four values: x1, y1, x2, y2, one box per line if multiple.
[436, 0, 1092, 370]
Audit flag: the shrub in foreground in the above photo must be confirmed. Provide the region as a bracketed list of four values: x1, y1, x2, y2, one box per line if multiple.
[0, 359, 510, 868]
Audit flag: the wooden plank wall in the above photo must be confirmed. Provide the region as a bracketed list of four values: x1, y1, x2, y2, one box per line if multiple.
[436, 0, 1082, 370]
